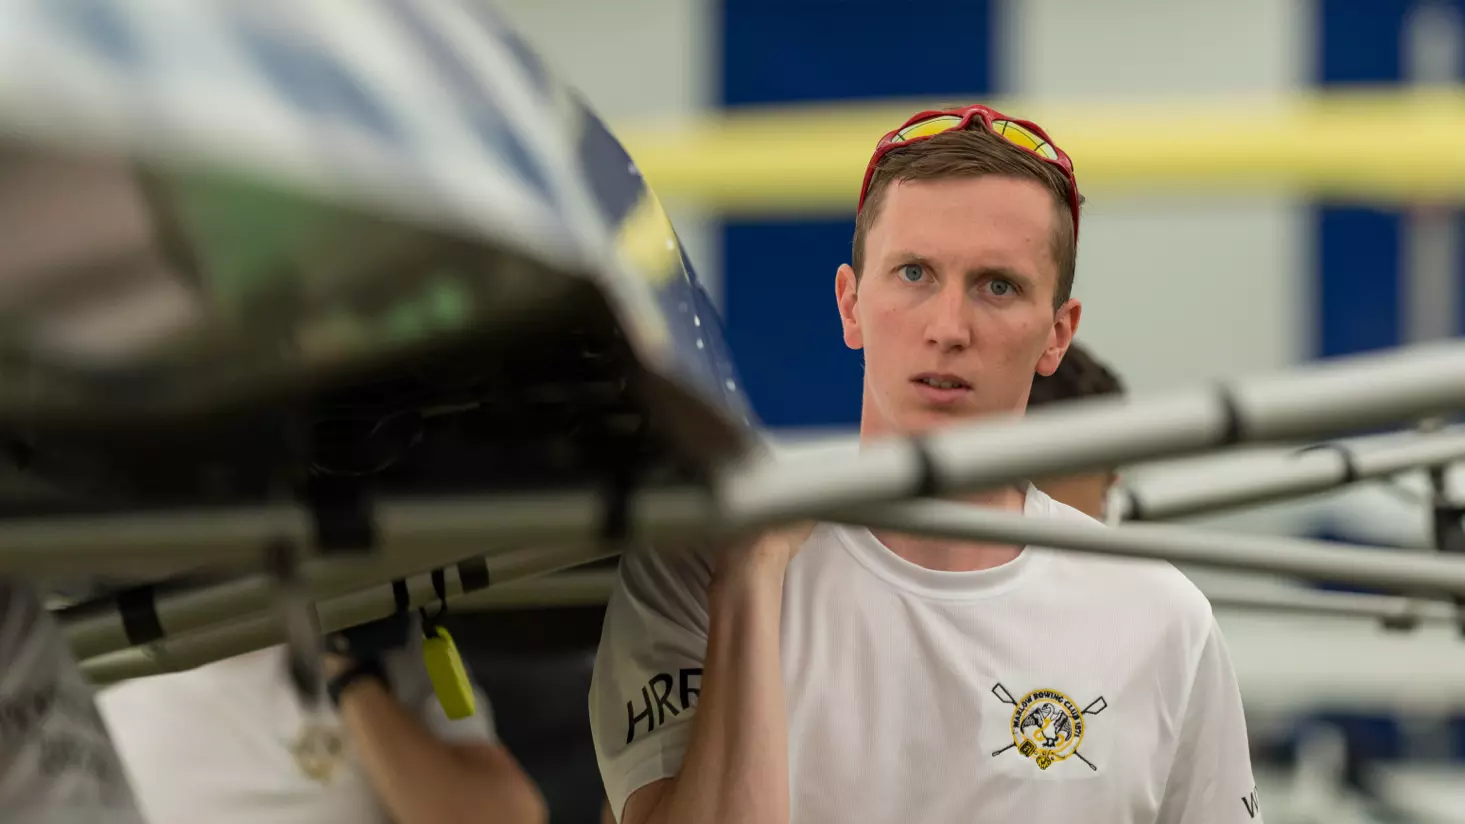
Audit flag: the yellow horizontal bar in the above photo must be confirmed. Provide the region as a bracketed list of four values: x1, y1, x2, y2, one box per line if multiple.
[615, 87, 1465, 214]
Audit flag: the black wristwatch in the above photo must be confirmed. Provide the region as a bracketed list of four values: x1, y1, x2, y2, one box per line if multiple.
[327, 657, 388, 707]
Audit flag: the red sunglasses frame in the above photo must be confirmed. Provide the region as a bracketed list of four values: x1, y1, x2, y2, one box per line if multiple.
[857, 104, 1082, 241]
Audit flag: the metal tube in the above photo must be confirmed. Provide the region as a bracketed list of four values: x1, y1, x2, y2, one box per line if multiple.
[61, 527, 624, 661]
[835, 499, 1465, 598]
[77, 543, 614, 684]
[7, 484, 712, 582]
[1119, 427, 1465, 521]
[452, 569, 617, 610]
[58, 487, 709, 659]
[453, 566, 1465, 640]
[4, 489, 625, 579]
[448, 567, 1465, 632]
[0, 504, 310, 579]
[719, 342, 1465, 526]
[446, 567, 1465, 628]
[1205, 588, 1455, 628]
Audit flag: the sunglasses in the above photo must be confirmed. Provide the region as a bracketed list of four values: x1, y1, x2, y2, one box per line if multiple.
[858, 104, 1081, 240]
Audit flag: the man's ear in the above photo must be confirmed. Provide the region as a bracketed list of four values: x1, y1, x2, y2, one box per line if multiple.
[836, 263, 863, 350]
[1036, 298, 1081, 377]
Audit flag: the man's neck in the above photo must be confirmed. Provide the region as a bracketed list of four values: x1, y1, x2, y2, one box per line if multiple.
[872, 484, 1028, 573]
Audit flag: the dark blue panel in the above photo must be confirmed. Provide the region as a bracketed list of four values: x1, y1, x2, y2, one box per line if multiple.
[1459, 213, 1465, 336]
[1313, 0, 1409, 359]
[720, 0, 992, 106]
[1316, 0, 1407, 83]
[1316, 207, 1402, 357]
[723, 219, 863, 427]
[718, 0, 993, 428]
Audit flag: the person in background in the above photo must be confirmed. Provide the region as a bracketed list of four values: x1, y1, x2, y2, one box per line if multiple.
[1025, 339, 1127, 520]
[0, 582, 143, 823]
[97, 611, 547, 824]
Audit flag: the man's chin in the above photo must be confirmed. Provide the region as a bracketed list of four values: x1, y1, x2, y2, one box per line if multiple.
[890, 405, 1013, 437]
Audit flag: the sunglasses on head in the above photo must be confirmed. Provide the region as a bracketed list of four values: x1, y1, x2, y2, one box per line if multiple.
[857, 104, 1081, 241]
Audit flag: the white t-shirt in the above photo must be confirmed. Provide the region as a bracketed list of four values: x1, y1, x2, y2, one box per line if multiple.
[97, 628, 497, 824]
[0, 582, 144, 824]
[590, 487, 1263, 824]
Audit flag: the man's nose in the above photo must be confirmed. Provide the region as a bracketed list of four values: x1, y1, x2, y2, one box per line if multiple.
[925, 284, 972, 352]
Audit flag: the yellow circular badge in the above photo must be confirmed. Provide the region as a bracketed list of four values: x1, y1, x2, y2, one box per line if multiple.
[1010, 688, 1086, 770]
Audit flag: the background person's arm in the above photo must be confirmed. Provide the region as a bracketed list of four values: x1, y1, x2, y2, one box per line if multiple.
[333, 665, 546, 824]
[0, 582, 145, 823]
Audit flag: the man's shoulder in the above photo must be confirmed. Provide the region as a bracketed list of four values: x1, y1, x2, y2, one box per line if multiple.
[1036, 494, 1215, 627]
[612, 537, 718, 609]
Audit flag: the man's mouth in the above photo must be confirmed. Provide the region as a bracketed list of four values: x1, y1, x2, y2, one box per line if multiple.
[913, 374, 971, 391]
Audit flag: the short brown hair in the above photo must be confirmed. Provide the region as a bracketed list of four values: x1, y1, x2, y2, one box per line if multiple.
[1028, 341, 1124, 407]
[852, 126, 1081, 307]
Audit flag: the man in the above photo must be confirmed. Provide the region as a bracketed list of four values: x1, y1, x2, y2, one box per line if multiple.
[1026, 340, 1128, 521]
[589, 103, 1261, 824]
[97, 614, 546, 824]
[0, 583, 144, 823]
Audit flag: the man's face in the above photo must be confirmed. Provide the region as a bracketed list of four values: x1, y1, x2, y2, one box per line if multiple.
[836, 175, 1080, 440]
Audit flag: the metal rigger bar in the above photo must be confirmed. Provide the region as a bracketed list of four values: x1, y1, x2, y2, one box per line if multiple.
[60, 530, 623, 661]
[326, 567, 1465, 631]
[76, 543, 616, 684]
[1116, 425, 1465, 522]
[9, 488, 712, 581]
[715, 342, 1465, 527]
[1199, 584, 1460, 631]
[832, 499, 1465, 599]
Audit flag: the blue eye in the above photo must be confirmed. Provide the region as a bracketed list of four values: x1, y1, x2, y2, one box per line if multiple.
[988, 279, 1014, 297]
[899, 264, 924, 282]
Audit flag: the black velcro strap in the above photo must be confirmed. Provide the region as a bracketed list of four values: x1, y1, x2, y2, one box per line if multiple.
[1216, 387, 1245, 446]
[431, 568, 448, 603]
[392, 579, 410, 613]
[1295, 442, 1360, 485]
[117, 586, 164, 646]
[600, 473, 632, 544]
[306, 476, 376, 554]
[327, 657, 388, 706]
[911, 437, 940, 498]
[1434, 505, 1465, 553]
[457, 559, 491, 594]
[1121, 489, 1147, 522]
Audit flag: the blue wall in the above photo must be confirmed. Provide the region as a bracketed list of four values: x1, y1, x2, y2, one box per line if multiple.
[1315, 0, 1408, 358]
[716, 0, 1465, 430]
[1307, 0, 1465, 763]
[717, 0, 995, 430]
[1315, 0, 1465, 356]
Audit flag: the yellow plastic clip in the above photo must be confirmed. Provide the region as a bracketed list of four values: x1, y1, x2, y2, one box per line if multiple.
[422, 623, 475, 720]
[419, 569, 473, 719]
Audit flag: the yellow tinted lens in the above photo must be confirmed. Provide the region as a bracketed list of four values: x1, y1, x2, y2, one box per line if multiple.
[993, 120, 1059, 160]
[893, 115, 964, 143]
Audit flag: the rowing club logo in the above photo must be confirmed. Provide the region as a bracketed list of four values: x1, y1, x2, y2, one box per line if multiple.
[990, 683, 1107, 772]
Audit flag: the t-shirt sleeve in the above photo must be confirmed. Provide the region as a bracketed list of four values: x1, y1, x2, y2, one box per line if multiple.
[588, 541, 713, 822]
[1158, 617, 1264, 824]
[385, 622, 498, 747]
[0, 582, 146, 823]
